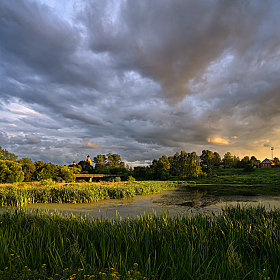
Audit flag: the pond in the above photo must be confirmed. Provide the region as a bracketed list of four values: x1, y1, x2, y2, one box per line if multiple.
[2, 186, 280, 218]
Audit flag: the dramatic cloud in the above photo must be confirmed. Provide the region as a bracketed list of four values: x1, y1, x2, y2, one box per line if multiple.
[1, 0, 280, 165]
[68, 138, 127, 149]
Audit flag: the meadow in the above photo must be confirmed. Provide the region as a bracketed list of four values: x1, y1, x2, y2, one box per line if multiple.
[0, 205, 278, 279]
[0, 181, 178, 207]
[188, 168, 280, 185]
[184, 168, 280, 196]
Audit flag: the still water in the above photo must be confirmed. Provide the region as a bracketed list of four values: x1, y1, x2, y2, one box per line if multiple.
[2, 187, 280, 218]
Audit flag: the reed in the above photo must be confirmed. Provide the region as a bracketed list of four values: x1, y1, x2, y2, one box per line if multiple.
[0, 205, 279, 279]
[0, 181, 177, 206]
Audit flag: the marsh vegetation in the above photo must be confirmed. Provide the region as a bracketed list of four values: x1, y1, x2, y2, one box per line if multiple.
[0, 181, 178, 207]
[0, 205, 279, 279]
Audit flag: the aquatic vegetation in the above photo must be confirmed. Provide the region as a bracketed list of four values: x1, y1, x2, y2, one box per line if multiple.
[0, 181, 177, 206]
[0, 205, 279, 279]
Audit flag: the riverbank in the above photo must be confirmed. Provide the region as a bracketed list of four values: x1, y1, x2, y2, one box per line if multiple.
[187, 167, 280, 186]
[182, 183, 280, 196]
[0, 181, 178, 207]
[0, 205, 279, 279]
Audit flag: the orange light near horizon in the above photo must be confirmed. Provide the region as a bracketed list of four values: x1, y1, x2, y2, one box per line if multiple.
[207, 137, 230, 145]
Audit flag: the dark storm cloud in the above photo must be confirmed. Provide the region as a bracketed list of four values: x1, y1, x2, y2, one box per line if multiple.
[1, 0, 280, 164]
[81, 0, 278, 100]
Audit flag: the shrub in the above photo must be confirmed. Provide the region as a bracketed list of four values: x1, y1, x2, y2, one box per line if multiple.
[39, 178, 55, 186]
[114, 176, 121, 182]
[127, 176, 136, 182]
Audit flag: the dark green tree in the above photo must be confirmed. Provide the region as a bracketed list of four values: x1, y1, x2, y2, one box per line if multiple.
[57, 165, 75, 182]
[133, 166, 154, 180]
[239, 156, 250, 168]
[233, 155, 240, 167]
[222, 152, 234, 168]
[213, 152, 221, 166]
[73, 164, 82, 174]
[152, 155, 171, 180]
[106, 153, 125, 168]
[168, 152, 180, 176]
[272, 157, 280, 167]
[177, 151, 203, 179]
[0, 160, 24, 183]
[93, 154, 106, 171]
[33, 161, 59, 181]
[77, 160, 93, 174]
[250, 156, 260, 167]
[0, 146, 18, 161]
[18, 158, 36, 182]
[200, 150, 214, 173]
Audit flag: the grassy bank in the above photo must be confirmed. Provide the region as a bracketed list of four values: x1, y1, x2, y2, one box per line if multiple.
[183, 168, 280, 196]
[0, 181, 177, 207]
[189, 168, 280, 185]
[183, 183, 280, 196]
[0, 205, 279, 279]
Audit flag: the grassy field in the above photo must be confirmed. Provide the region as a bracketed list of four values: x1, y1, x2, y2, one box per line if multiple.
[0, 205, 279, 279]
[183, 183, 280, 197]
[183, 168, 280, 196]
[0, 181, 178, 207]
[190, 168, 280, 185]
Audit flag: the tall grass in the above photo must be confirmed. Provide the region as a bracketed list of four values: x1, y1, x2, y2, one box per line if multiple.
[0, 205, 279, 279]
[0, 181, 178, 206]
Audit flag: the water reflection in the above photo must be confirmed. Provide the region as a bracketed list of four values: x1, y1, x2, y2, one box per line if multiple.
[1, 187, 280, 219]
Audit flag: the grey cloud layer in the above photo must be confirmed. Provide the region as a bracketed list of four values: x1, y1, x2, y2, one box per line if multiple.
[1, 0, 280, 164]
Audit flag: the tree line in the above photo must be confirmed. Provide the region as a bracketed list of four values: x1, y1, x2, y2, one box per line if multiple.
[74, 153, 128, 175]
[134, 150, 267, 181]
[0, 146, 279, 183]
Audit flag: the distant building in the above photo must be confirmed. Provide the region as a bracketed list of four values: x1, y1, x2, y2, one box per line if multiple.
[86, 155, 92, 165]
[261, 158, 275, 168]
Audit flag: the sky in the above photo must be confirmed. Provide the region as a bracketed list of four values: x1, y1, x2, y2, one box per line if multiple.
[1, 0, 280, 166]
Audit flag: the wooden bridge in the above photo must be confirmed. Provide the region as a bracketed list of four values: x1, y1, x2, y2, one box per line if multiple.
[74, 174, 124, 182]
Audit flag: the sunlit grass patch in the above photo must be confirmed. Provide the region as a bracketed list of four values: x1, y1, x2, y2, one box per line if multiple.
[0, 181, 177, 206]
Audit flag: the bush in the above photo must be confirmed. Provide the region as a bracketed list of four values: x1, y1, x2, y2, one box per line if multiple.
[39, 178, 55, 186]
[244, 164, 254, 172]
[127, 176, 136, 182]
[114, 176, 121, 182]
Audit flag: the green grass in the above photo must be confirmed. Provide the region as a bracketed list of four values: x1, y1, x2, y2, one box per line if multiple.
[183, 184, 280, 196]
[184, 168, 280, 196]
[0, 181, 178, 207]
[189, 168, 280, 186]
[0, 205, 279, 279]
